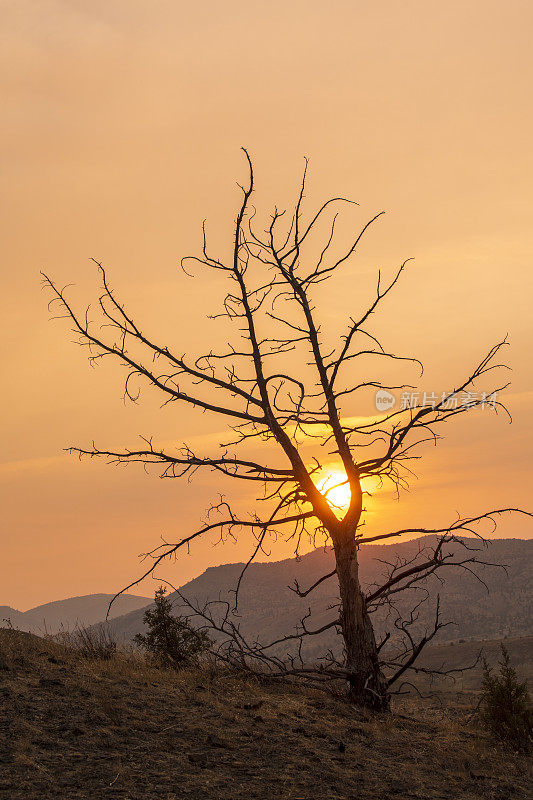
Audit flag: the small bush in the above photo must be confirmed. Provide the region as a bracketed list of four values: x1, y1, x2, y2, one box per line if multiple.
[480, 644, 532, 752]
[66, 624, 118, 660]
[134, 587, 210, 669]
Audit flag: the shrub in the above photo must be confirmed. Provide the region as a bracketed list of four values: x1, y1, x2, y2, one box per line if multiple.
[134, 587, 210, 669]
[480, 644, 532, 752]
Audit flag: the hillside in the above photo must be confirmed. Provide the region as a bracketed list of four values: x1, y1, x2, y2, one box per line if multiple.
[0, 629, 531, 800]
[0, 594, 151, 635]
[107, 537, 532, 661]
[413, 634, 533, 695]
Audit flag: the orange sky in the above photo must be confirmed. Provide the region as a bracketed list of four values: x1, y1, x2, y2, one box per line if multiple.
[1, 1, 532, 610]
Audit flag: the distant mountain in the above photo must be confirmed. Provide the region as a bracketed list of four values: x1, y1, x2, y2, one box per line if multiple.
[0, 607, 18, 624]
[106, 537, 532, 659]
[0, 594, 152, 635]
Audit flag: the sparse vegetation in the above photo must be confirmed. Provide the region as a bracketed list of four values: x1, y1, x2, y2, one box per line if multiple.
[60, 623, 118, 661]
[1, 628, 532, 800]
[133, 586, 210, 669]
[480, 643, 532, 752]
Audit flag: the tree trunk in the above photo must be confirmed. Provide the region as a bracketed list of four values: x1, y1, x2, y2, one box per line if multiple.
[333, 533, 389, 710]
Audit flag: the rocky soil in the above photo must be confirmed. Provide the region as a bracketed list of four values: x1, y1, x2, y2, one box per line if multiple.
[0, 629, 531, 800]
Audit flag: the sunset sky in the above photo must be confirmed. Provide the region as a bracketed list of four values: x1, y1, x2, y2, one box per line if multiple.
[2, 1, 532, 610]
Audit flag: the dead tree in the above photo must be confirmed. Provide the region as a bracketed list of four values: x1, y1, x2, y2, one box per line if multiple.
[43, 150, 530, 709]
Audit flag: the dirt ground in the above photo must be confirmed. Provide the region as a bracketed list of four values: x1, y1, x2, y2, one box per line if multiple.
[0, 629, 531, 800]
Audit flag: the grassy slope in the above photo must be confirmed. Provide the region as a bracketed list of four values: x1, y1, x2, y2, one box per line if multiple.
[413, 635, 533, 694]
[0, 630, 531, 800]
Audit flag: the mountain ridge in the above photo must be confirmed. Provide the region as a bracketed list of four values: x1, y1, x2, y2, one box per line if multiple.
[1, 593, 152, 634]
[4, 537, 531, 646]
[104, 536, 533, 655]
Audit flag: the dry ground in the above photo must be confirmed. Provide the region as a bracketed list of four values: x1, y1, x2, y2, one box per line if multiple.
[0, 629, 531, 800]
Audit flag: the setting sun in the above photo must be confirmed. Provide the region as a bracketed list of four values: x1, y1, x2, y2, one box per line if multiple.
[315, 470, 383, 515]
[1, 5, 532, 790]
[316, 469, 352, 512]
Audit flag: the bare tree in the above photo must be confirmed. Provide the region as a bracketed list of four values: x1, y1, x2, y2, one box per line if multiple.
[43, 150, 529, 709]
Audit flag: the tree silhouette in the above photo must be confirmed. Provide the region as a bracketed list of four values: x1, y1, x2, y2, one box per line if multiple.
[134, 586, 210, 670]
[43, 149, 530, 709]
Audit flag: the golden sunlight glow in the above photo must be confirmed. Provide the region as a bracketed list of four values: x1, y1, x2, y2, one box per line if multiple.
[360, 475, 382, 497]
[316, 469, 352, 512]
[314, 469, 383, 518]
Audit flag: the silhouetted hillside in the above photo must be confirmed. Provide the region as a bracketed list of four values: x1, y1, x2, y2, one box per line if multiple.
[107, 537, 532, 659]
[0, 594, 151, 635]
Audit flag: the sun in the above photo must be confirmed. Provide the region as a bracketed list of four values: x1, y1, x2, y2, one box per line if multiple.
[314, 469, 382, 516]
[316, 469, 352, 512]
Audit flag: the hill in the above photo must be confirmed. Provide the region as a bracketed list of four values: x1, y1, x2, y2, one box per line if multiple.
[1, 594, 152, 635]
[0, 628, 530, 800]
[107, 537, 532, 660]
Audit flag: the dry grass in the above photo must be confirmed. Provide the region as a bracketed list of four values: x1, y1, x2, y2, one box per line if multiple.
[0, 628, 531, 800]
[56, 624, 118, 661]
